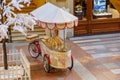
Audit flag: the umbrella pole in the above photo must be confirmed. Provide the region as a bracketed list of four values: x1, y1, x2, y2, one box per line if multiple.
[50, 29, 52, 37]
[63, 28, 66, 49]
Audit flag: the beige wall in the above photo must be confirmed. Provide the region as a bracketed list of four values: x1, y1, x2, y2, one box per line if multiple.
[33, 0, 74, 14]
[47, 0, 67, 7]
[67, 0, 74, 14]
[47, 0, 74, 14]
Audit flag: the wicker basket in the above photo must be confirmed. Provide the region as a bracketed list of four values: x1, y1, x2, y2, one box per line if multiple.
[26, 34, 39, 43]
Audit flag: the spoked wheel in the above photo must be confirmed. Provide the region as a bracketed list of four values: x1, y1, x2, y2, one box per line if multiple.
[43, 55, 50, 73]
[68, 55, 73, 70]
[28, 43, 40, 58]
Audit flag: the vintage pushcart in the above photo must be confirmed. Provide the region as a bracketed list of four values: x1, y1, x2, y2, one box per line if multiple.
[41, 36, 74, 72]
[26, 35, 73, 73]
[26, 2, 78, 73]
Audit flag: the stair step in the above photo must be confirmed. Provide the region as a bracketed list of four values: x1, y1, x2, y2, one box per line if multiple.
[15, 10, 33, 13]
[12, 35, 47, 42]
[11, 34, 46, 39]
[15, 8, 35, 12]
[11, 32, 46, 38]
[5, 0, 47, 42]
[11, 29, 45, 33]
[12, 32, 46, 36]
[12, 1, 37, 13]
[15, 6, 37, 12]
[6, 0, 34, 4]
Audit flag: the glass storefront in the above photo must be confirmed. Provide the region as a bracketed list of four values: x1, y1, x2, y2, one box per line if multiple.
[74, 0, 120, 20]
[74, 0, 87, 20]
[93, 0, 120, 19]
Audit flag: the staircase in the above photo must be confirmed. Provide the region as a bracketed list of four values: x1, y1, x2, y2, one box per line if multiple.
[6, 0, 47, 42]
[110, 0, 120, 13]
[11, 26, 47, 42]
[14, 1, 37, 13]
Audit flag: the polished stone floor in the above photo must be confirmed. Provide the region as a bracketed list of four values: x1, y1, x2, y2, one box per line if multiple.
[69, 33, 120, 80]
[0, 33, 120, 80]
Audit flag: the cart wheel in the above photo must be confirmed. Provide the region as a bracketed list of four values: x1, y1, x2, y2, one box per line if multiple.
[43, 55, 50, 73]
[68, 55, 73, 70]
[28, 43, 40, 58]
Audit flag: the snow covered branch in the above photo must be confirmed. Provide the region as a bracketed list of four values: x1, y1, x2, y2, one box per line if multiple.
[0, 0, 36, 40]
[0, 25, 9, 41]
[13, 14, 36, 36]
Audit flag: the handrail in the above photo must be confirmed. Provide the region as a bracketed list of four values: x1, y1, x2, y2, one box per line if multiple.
[110, 0, 120, 13]
[32, 0, 46, 7]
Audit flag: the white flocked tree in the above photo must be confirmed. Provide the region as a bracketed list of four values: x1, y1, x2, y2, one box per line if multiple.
[0, 0, 36, 69]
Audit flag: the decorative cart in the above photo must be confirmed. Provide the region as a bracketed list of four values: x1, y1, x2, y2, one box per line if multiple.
[26, 35, 73, 73]
[26, 2, 78, 73]
[41, 36, 74, 72]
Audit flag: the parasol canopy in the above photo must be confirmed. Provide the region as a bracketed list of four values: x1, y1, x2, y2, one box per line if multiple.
[30, 2, 78, 30]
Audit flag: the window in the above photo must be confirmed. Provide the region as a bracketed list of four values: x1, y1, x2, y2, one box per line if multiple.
[74, 0, 87, 20]
[93, 0, 120, 19]
[93, 0, 106, 12]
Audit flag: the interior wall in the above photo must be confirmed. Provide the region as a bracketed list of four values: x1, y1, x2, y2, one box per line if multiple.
[67, 0, 74, 14]
[33, 0, 74, 14]
[47, 0, 74, 14]
[47, 0, 67, 7]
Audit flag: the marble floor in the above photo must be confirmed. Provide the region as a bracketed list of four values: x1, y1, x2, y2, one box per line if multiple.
[69, 33, 120, 80]
[0, 33, 120, 80]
